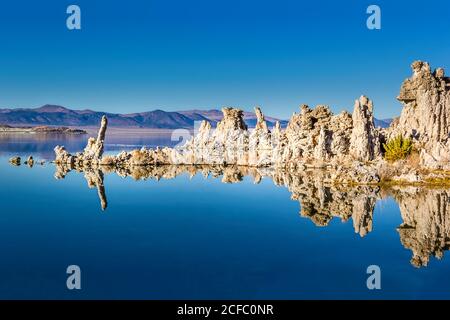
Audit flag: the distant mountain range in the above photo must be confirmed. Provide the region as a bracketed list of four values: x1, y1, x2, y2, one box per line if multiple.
[0, 105, 288, 129]
[373, 118, 393, 128]
[0, 104, 392, 129]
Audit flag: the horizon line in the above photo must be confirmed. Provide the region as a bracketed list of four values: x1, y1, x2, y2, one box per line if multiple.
[0, 102, 396, 121]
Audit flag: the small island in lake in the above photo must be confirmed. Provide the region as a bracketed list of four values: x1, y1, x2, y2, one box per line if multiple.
[0, 125, 87, 135]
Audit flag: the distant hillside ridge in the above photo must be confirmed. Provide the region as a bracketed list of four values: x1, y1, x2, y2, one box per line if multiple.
[0, 105, 288, 129]
[0, 104, 391, 129]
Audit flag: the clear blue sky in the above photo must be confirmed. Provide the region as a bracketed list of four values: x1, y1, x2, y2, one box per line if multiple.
[0, 0, 449, 119]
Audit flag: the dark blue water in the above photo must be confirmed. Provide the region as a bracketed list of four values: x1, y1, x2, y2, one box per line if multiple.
[0, 133, 450, 299]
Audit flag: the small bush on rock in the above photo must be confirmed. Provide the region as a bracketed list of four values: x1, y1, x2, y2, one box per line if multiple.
[383, 135, 413, 162]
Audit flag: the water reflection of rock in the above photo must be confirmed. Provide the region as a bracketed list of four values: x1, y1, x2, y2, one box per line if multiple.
[53, 164, 450, 268]
[393, 187, 450, 268]
[270, 170, 378, 237]
[55, 164, 107, 211]
[84, 169, 107, 211]
[54, 164, 378, 236]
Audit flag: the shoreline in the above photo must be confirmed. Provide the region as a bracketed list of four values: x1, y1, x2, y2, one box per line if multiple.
[0, 126, 87, 135]
[52, 161, 450, 188]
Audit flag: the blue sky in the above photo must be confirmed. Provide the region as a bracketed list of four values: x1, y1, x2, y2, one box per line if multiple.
[0, 0, 448, 119]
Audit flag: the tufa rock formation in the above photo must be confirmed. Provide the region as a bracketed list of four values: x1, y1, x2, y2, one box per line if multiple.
[350, 96, 381, 161]
[392, 61, 450, 170]
[55, 115, 108, 166]
[53, 61, 449, 184]
[55, 101, 382, 184]
[9, 156, 21, 166]
[25, 155, 34, 167]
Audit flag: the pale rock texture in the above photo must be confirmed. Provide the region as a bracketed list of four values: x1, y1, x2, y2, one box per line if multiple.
[350, 96, 381, 161]
[392, 171, 422, 183]
[393, 61, 450, 169]
[82, 115, 108, 161]
[170, 107, 250, 166]
[419, 140, 450, 170]
[248, 107, 273, 166]
[53, 102, 382, 183]
[283, 105, 334, 165]
[331, 162, 380, 184]
[54, 115, 108, 165]
[280, 104, 357, 168]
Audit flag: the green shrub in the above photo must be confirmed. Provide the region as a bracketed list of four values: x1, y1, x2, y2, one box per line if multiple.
[383, 135, 413, 162]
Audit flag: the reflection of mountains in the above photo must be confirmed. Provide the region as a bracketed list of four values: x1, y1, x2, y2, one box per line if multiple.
[54, 164, 450, 268]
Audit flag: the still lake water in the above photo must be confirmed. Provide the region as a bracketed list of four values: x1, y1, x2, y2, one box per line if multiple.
[1, 132, 450, 299]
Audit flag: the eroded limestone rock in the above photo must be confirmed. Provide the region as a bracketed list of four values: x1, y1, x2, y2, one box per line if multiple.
[392, 61, 450, 169]
[53, 102, 381, 183]
[53, 60, 449, 184]
[54, 115, 108, 166]
[25, 155, 34, 167]
[9, 156, 21, 166]
[350, 96, 381, 161]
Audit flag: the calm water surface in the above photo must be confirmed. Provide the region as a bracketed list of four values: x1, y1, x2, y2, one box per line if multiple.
[0, 132, 450, 299]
